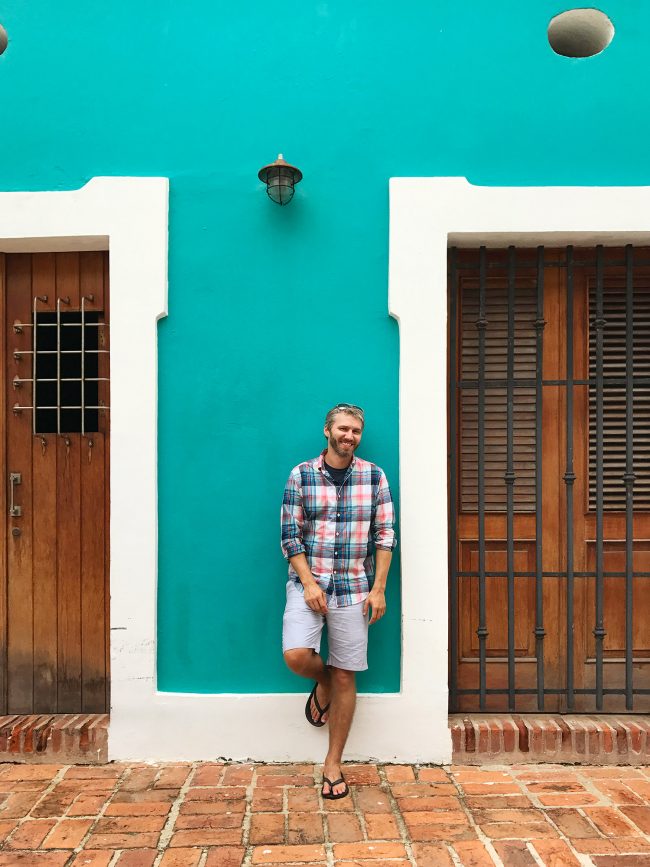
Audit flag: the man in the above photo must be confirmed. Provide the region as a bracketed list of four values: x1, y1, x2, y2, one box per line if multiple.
[281, 403, 396, 799]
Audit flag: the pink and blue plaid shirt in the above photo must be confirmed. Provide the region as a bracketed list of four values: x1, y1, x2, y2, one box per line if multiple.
[281, 451, 397, 607]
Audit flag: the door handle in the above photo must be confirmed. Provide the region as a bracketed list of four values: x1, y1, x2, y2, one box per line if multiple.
[9, 472, 21, 517]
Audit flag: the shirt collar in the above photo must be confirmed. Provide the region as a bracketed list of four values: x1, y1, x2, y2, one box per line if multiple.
[316, 450, 356, 474]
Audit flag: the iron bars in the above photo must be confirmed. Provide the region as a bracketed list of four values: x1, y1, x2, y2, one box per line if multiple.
[449, 245, 649, 714]
[12, 297, 109, 434]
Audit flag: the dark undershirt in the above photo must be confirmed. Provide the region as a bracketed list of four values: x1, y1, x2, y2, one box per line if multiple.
[324, 460, 349, 487]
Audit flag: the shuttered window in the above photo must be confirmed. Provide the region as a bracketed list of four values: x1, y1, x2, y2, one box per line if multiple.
[589, 279, 650, 510]
[459, 278, 537, 512]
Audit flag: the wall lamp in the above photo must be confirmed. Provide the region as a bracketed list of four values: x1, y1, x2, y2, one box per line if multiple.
[258, 154, 302, 205]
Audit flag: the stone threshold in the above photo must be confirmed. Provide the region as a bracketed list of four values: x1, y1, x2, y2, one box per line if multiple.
[451, 713, 650, 765]
[0, 714, 108, 763]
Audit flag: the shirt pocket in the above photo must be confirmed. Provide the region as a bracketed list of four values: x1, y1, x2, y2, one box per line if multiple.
[302, 487, 332, 522]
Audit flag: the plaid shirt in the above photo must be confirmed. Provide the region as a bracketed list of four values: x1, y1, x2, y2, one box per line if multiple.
[281, 451, 397, 607]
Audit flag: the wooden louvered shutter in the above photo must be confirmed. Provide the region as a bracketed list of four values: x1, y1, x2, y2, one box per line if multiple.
[589, 278, 650, 510]
[459, 277, 537, 512]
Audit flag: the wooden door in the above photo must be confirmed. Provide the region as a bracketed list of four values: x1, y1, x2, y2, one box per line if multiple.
[449, 246, 650, 713]
[450, 249, 565, 712]
[1, 252, 110, 713]
[571, 253, 650, 711]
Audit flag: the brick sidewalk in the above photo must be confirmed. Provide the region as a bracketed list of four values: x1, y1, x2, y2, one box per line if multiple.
[0, 763, 650, 865]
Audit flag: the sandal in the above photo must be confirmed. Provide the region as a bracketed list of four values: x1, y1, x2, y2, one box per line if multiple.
[305, 682, 330, 727]
[321, 775, 349, 800]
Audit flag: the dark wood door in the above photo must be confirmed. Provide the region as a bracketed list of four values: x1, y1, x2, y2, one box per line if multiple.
[451, 251, 565, 712]
[571, 258, 650, 711]
[450, 246, 650, 712]
[1, 251, 110, 713]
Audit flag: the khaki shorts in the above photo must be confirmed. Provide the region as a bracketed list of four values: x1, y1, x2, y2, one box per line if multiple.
[282, 580, 369, 671]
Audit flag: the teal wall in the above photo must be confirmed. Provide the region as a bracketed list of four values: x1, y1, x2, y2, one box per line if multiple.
[0, 1, 649, 692]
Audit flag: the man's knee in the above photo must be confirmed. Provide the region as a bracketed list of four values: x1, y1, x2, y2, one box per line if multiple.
[330, 666, 356, 688]
[283, 647, 314, 674]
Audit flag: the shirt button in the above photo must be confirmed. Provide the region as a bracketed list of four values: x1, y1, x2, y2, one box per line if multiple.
[337, 513, 340, 517]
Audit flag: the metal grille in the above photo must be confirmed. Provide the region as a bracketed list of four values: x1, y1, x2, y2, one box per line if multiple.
[449, 245, 650, 713]
[12, 295, 109, 434]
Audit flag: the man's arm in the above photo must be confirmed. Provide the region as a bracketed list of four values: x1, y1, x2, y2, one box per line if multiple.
[289, 553, 328, 614]
[281, 472, 306, 560]
[363, 548, 392, 624]
[363, 470, 397, 625]
[281, 471, 328, 614]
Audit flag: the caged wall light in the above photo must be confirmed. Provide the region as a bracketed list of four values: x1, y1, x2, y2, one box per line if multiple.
[258, 154, 303, 205]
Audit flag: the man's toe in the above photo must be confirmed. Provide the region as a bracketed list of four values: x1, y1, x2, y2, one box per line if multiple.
[312, 686, 329, 722]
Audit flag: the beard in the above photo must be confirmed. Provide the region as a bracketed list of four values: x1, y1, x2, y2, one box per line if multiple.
[329, 432, 357, 459]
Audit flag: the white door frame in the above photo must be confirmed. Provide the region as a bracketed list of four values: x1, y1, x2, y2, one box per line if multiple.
[388, 177, 650, 762]
[0, 177, 168, 758]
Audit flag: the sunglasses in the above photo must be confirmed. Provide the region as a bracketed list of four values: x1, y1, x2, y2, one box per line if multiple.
[333, 403, 364, 414]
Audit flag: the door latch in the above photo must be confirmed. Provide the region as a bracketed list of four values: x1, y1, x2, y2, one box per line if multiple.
[9, 472, 21, 517]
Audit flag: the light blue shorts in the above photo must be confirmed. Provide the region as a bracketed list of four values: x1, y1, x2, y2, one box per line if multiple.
[282, 580, 369, 671]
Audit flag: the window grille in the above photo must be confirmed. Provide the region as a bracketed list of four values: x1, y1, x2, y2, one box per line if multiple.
[12, 296, 109, 434]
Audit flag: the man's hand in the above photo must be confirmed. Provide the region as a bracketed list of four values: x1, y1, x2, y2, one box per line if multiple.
[363, 588, 386, 625]
[289, 554, 328, 614]
[303, 581, 328, 615]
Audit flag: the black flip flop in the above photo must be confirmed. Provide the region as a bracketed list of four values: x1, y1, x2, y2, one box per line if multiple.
[321, 775, 349, 800]
[305, 682, 330, 727]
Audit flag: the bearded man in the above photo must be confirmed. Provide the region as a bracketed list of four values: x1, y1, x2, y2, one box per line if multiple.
[280, 403, 396, 799]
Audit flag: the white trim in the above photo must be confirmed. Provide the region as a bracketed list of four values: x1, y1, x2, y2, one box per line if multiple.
[0, 177, 170, 759]
[388, 177, 650, 763]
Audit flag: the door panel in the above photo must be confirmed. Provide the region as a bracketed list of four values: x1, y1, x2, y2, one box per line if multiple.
[451, 252, 565, 711]
[6, 253, 35, 712]
[571, 261, 650, 711]
[459, 541, 536, 658]
[2, 251, 110, 714]
[32, 415, 58, 711]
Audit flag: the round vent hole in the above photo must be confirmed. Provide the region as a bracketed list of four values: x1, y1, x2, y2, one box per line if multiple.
[548, 8, 614, 57]
[0, 25, 7, 56]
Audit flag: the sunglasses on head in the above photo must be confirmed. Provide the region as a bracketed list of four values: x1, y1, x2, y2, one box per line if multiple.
[334, 403, 364, 414]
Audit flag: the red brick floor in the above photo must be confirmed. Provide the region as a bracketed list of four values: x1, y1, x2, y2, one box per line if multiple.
[1, 762, 650, 865]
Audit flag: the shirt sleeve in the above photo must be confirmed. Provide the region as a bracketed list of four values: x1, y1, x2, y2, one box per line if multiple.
[281, 470, 306, 560]
[373, 470, 397, 551]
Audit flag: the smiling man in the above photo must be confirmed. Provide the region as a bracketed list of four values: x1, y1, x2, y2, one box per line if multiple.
[280, 403, 396, 799]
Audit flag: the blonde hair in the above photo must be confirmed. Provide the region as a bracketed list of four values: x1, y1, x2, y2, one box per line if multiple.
[325, 404, 365, 431]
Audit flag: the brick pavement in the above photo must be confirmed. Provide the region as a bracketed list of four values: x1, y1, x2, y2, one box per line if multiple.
[1, 762, 650, 865]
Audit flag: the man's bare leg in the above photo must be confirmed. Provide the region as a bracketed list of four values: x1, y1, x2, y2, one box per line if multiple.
[284, 648, 331, 722]
[323, 667, 356, 797]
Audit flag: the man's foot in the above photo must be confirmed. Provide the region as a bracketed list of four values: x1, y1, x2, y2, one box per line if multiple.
[305, 681, 331, 726]
[322, 766, 348, 799]
[311, 682, 331, 723]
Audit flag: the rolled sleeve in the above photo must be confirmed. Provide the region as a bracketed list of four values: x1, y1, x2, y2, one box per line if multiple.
[373, 471, 397, 551]
[281, 471, 306, 560]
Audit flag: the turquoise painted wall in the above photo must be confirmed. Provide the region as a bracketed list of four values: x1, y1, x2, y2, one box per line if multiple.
[0, 1, 648, 692]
